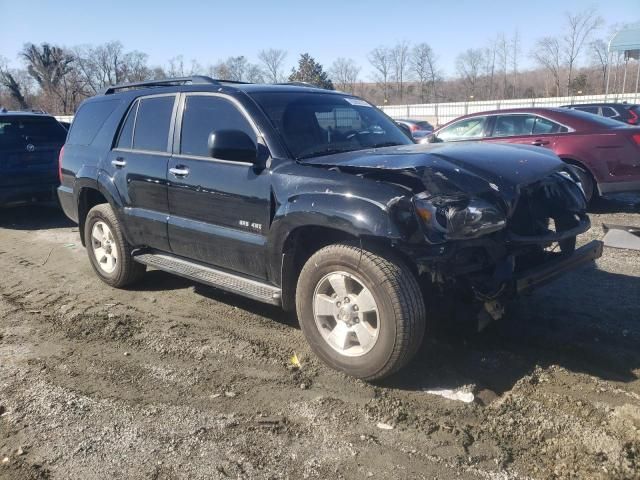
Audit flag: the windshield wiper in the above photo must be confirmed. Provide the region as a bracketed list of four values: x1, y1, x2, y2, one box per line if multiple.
[370, 141, 402, 149]
[297, 148, 356, 160]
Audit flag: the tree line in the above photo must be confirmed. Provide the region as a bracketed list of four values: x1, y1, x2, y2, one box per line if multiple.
[0, 7, 635, 115]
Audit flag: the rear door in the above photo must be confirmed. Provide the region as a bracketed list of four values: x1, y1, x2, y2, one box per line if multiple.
[483, 114, 566, 150]
[0, 115, 66, 187]
[108, 94, 177, 251]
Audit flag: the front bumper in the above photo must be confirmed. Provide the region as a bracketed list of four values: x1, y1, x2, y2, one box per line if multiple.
[514, 240, 603, 294]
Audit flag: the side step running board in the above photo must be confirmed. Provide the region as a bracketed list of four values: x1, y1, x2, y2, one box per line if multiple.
[133, 252, 282, 306]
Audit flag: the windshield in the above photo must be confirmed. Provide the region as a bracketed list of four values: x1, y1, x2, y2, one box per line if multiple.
[0, 116, 67, 149]
[249, 92, 413, 160]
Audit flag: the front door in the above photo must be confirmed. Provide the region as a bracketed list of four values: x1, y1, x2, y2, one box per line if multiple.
[166, 93, 271, 280]
[108, 94, 177, 251]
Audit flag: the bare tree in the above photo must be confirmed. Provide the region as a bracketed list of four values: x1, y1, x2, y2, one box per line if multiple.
[496, 33, 509, 98]
[258, 49, 287, 83]
[456, 48, 484, 98]
[211, 56, 263, 82]
[391, 41, 410, 102]
[330, 57, 360, 94]
[590, 38, 609, 92]
[410, 43, 440, 103]
[532, 36, 562, 96]
[510, 30, 521, 97]
[368, 46, 392, 103]
[0, 69, 31, 109]
[562, 8, 603, 95]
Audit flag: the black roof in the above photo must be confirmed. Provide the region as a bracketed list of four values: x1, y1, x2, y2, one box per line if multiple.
[100, 75, 340, 97]
[0, 108, 54, 117]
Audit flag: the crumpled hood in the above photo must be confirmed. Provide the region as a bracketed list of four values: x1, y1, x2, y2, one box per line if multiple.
[303, 142, 565, 203]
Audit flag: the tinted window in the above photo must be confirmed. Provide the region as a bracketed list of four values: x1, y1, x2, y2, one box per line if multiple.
[575, 106, 599, 115]
[562, 109, 628, 128]
[602, 107, 618, 118]
[67, 99, 120, 145]
[0, 116, 66, 148]
[249, 92, 412, 159]
[116, 100, 138, 149]
[492, 115, 535, 137]
[438, 117, 487, 141]
[416, 121, 433, 130]
[133, 96, 175, 152]
[180, 95, 255, 157]
[533, 117, 567, 134]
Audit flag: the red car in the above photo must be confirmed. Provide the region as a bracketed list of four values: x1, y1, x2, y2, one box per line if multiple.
[430, 107, 640, 201]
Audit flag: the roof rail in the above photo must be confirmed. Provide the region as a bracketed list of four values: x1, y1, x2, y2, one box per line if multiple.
[101, 75, 233, 95]
[276, 81, 317, 88]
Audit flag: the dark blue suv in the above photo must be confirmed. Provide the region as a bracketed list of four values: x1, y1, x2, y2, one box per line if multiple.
[0, 110, 67, 206]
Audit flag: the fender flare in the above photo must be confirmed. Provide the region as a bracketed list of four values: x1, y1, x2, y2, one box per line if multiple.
[266, 192, 405, 284]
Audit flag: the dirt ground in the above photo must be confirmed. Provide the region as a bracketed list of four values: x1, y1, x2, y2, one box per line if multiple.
[0, 198, 639, 480]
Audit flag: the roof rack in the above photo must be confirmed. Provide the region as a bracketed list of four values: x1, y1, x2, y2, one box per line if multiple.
[276, 81, 316, 88]
[101, 76, 251, 95]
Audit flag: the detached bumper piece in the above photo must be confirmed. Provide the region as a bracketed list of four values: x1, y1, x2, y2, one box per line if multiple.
[602, 224, 640, 251]
[515, 240, 603, 294]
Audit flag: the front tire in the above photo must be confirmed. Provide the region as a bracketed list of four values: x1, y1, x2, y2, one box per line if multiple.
[84, 204, 146, 288]
[296, 243, 426, 380]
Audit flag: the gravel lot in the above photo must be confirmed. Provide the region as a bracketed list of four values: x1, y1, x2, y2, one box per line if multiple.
[0, 198, 639, 480]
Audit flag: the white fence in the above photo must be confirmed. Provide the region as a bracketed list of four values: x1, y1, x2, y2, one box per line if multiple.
[380, 92, 640, 126]
[55, 115, 74, 123]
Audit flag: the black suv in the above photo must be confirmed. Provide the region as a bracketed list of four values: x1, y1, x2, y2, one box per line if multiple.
[562, 102, 640, 125]
[59, 76, 602, 380]
[0, 109, 67, 206]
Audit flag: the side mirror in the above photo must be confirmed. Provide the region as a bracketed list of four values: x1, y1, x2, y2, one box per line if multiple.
[427, 133, 440, 143]
[396, 122, 413, 140]
[208, 130, 258, 163]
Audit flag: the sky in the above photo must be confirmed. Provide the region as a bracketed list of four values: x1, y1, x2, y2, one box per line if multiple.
[0, 0, 638, 79]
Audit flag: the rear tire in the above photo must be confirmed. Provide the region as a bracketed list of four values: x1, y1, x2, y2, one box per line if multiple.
[84, 204, 146, 288]
[296, 242, 426, 380]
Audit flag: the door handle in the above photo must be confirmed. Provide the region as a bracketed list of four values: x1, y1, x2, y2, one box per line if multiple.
[531, 139, 549, 146]
[112, 157, 127, 167]
[169, 166, 190, 177]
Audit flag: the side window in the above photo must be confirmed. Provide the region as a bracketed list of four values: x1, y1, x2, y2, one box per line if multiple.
[116, 100, 138, 149]
[132, 96, 175, 152]
[602, 107, 618, 118]
[532, 117, 568, 134]
[438, 117, 486, 141]
[491, 115, 535, 137]
[575, 106, 599, 115]
[180, 95, 256, 157]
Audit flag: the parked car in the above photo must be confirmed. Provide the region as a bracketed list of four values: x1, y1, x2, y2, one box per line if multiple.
[429, 107, 640, 201]
[59, 77, 601, 380]
[561, 102, 640, 125]
[395, 119, 434, 141]
[0, 109, 67, 206]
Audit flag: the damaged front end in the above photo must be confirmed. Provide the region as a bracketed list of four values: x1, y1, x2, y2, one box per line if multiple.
[408, 169, 603, 330]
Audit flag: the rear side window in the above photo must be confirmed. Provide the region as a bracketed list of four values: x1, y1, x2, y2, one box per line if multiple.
[180, 95, 255, 157]
[116, 100, 138, 149]
[67, 99, 120, 145]
[602, 107, 618, 118]
[0, 116, 66, 148]
[532, 117, 568, 134]
[133, 96, 175, 152]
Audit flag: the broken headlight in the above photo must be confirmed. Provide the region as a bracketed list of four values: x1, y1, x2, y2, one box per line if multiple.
[413, 193, 506, 243]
